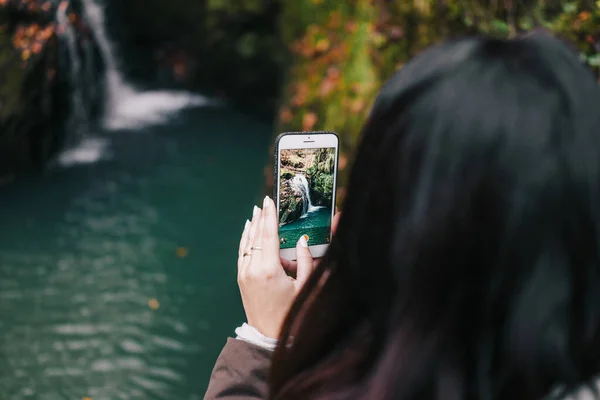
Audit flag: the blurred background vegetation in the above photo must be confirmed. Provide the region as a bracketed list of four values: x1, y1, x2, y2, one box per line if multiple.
[2, 0, 599, 191]
[117, 0, 600, 200]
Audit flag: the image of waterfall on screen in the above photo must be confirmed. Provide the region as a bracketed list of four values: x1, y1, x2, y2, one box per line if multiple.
[278, 148, 335, 249]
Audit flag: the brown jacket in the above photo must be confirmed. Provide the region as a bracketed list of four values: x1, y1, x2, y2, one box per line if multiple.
[204, 338, 272, 399]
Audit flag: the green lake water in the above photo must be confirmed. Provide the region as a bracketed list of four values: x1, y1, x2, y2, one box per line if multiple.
[0, 106, 272, 399]
[279, 207, 332, 249]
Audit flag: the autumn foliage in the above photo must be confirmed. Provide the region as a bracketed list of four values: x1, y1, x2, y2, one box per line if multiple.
[270, 0, 600, 200]
[0, 0, 81, 66]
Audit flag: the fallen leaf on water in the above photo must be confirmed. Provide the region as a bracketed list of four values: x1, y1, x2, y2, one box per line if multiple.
[176, 247, 188, 258]
[148, 298, 160, 310]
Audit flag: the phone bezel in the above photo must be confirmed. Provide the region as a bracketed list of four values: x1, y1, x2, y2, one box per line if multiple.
[276, 132, 339, 261]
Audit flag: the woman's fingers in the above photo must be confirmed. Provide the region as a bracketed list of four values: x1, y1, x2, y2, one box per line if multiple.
[260, 197, 279, 254]
[247, 205, 262, 249]
[251, 196, 280, 274]
[294, 235, 314, 287]
[238, 220, 251, 259]
[240, 205, 262, 273]
[250, 200, 267, 258]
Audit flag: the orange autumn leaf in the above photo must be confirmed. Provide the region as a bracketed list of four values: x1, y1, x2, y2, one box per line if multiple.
[148, 298, 160, 310]
[345, 21, 358, 33]
[327, 11, 342, 29]
[32, 42, 42, 54]
[579, 11, 591, 21]
[26, 24, 40, 35]
[350, 99, 365, 113]
[176, 247, 188, 258]
[279, 106, 293, 123]
[291, 90, 308, 106]
[21, 49, 31, 61]
[302, 112, 318, 131]
[315, 38, 330, 52]
[320, 78, 335, 97]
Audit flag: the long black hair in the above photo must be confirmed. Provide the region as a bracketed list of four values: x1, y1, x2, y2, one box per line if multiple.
[269, 33, 600, 400]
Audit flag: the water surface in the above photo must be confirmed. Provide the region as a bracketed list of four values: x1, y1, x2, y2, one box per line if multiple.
[0, 107, 271, 399]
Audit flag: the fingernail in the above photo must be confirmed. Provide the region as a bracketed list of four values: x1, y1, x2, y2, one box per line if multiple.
[263, 196, 270, 209]
[253, 206, 260, 216]
[298, 235, 308, 247]
[244, 220, 250, 230]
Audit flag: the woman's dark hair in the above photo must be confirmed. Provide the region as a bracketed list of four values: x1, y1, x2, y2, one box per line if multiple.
[269, 33, 600, 400]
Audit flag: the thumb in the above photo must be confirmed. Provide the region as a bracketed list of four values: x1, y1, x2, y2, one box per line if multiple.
[295, 235, 314, 287]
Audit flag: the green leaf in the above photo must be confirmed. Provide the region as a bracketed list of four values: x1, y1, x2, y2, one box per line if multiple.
[588, 54, 600, 67]
[237, 33, 257, 58]
[563, 3, 577, 14]
[492, 19, 509, 34]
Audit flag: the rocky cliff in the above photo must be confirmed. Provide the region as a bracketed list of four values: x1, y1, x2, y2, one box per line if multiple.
[0, 0, 103, 185]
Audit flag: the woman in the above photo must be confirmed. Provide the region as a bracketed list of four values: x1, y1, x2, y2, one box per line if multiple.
[206, 33, 600, 399]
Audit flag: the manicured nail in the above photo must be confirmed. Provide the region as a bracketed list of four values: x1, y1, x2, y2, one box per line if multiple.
[253, 206, 260, 216]
[298, 235, 308, 247]
[263, 196, 270, 209]
[244, 220, 250, 230]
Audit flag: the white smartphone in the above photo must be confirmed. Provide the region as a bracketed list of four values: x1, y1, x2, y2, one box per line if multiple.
[274, 131, 339, 260]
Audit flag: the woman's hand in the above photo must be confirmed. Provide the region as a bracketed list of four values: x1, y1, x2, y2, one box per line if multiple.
[237, 196, 340, 339]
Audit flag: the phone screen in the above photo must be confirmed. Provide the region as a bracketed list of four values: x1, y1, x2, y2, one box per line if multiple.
[278, 147, 336, 249]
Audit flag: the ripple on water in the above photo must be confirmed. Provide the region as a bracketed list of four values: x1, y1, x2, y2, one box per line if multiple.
[0, 214, 201, 399]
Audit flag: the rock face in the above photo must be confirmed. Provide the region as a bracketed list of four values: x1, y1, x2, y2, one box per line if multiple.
[278, 179, 304, 226]
[0, 0, 103, 185]
[308, 148, 335, 207]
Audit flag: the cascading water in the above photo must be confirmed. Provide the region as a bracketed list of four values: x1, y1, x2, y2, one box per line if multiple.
[293, 174, 319, 216]
[56, 0, 110, 166]
[80, 0, 209, 130]
[56, 1, 88, 135]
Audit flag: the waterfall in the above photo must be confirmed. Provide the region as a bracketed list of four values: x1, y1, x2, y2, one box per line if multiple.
[56, 0, 110, 166]
[293, 174, 319, 216]
[80, 0, 210, 130]
[56, 1, 88, 135]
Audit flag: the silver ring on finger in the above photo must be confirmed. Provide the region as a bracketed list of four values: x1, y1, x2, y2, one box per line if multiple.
[242, 251, 252, 257]
[250, 246, 262, 251]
